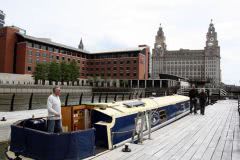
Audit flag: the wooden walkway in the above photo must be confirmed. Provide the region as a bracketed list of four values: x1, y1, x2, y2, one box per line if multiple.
[91, 100, 240, 160]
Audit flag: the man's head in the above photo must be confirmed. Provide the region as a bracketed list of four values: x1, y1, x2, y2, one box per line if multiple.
[53, 86, 61, 96]
[192, 84, 195, 89]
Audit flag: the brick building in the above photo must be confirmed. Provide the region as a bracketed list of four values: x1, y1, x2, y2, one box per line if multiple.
[0, 26, 149, 80]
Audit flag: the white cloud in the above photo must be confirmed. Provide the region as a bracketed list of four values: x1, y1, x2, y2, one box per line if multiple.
[1, 0, 240, 85]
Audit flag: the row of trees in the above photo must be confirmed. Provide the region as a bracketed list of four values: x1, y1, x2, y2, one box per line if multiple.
[33, 61, 80, 85]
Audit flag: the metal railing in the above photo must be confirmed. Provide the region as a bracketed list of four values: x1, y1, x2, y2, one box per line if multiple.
[0, 91, 156, 112]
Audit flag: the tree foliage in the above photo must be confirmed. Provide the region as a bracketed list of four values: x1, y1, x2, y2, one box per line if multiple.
[48, 61, 61, 84]
[33, 61, 80, 85]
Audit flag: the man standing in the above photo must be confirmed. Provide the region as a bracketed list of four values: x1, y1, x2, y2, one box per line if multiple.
[47, 86, 62, 133]
[188, 85, 198, 114]
[199, 88, 207, 115]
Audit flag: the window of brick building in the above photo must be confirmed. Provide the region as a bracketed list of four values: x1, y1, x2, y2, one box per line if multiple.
[28, 50, 32, 56]
[113, 61, 117, 64]
[27, 66, 32, 71]
[28, 58, 32, 63]
[56, 56, 59, 60]
[54, 48, 59, 53]
[114, 67, 117, 70]
[43, 53, 47, 58]
[133, 73, 137, 76]
[126, 73, 130, 76]
[34, 44, 40, 49]
[127, 60, 130, 64]
[120, 61, 124, 64]
[27, 42, 32, 48]
[133, 60, 137, 63]
[113, 73, 117, 77]
[41, 45, 46, 50]
[36, 52, 40, 57]
[48, 47, 53, 52]
[120, 73, 123, 77]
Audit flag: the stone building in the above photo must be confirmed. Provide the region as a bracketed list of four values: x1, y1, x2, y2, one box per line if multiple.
[0, 10, 5, 28]
[152, 21, 221, 86]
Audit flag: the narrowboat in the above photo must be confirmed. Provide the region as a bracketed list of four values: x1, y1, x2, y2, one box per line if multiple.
[6, 95, 189, 160]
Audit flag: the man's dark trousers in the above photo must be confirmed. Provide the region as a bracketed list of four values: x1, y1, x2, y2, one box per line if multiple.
[190, 99, 197, 114]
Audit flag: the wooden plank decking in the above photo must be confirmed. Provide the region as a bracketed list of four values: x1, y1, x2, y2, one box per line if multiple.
[91, 100, 240, 160]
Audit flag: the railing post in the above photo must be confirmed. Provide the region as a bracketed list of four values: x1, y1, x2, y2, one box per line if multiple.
[65, 93, 69, 106]
[91, 93, 95, 103]
[129, 93, 132, 100]
[99, 93, 102, 103]
[10, 93, 15, 111]
[28, 93, 33, 110]
[114, 93, 117, 101]
[105, 93, 108, 103]
[79, 93, 83, 105]
[135, 92, 138, 99]
[122, 93, 124, 101]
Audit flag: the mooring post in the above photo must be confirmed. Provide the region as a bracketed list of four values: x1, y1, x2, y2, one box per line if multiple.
[65, 93, 69, 106]
[28, 93, 33, 110]
[10, 93, 15, 111]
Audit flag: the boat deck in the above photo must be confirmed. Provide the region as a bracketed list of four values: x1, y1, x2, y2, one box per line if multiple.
[0, 109, 47, 142]
[90, 100, 240, 160]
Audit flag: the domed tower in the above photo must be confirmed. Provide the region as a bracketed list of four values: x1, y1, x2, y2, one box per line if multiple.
[152, 24, 167, 79]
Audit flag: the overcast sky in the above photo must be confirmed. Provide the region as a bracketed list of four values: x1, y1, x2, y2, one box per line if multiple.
[1, 0, 240, 85]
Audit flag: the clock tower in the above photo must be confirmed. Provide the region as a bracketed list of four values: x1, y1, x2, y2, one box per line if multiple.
[205, 19, 220, 55]
[204, 20, 221, 86]
[152, 24, 167, 78]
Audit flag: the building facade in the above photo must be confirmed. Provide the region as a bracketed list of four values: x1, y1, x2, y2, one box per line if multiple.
[152, 21, 221, 86]
[0, 10, 5, 28]
[0, 26, 149, 80]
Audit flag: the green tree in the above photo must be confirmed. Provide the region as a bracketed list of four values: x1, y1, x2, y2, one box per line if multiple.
[48, 62, 61, 85]
[60, 61, 71, 85]
[69, 60, 80, 86]
[33, 63, 48, 85]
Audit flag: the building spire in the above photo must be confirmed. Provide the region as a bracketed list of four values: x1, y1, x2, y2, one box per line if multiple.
[78, 38, 84, 50]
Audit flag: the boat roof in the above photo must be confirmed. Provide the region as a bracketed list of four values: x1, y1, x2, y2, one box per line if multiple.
[89, 95, 189, 118]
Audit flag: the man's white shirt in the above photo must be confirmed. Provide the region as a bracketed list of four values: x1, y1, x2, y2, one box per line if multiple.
[47, 94, 62, 120]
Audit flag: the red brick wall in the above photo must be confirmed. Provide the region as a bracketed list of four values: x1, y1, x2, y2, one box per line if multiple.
[0, 27, 19, 73]
[16, 43, 27, 74]
[0, 26, 150, 80]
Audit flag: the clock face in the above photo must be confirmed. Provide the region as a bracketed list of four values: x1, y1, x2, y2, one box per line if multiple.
[208, 42, 213, 46]
[210, 37, 214, 41]
[156, 44, 162, 49]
